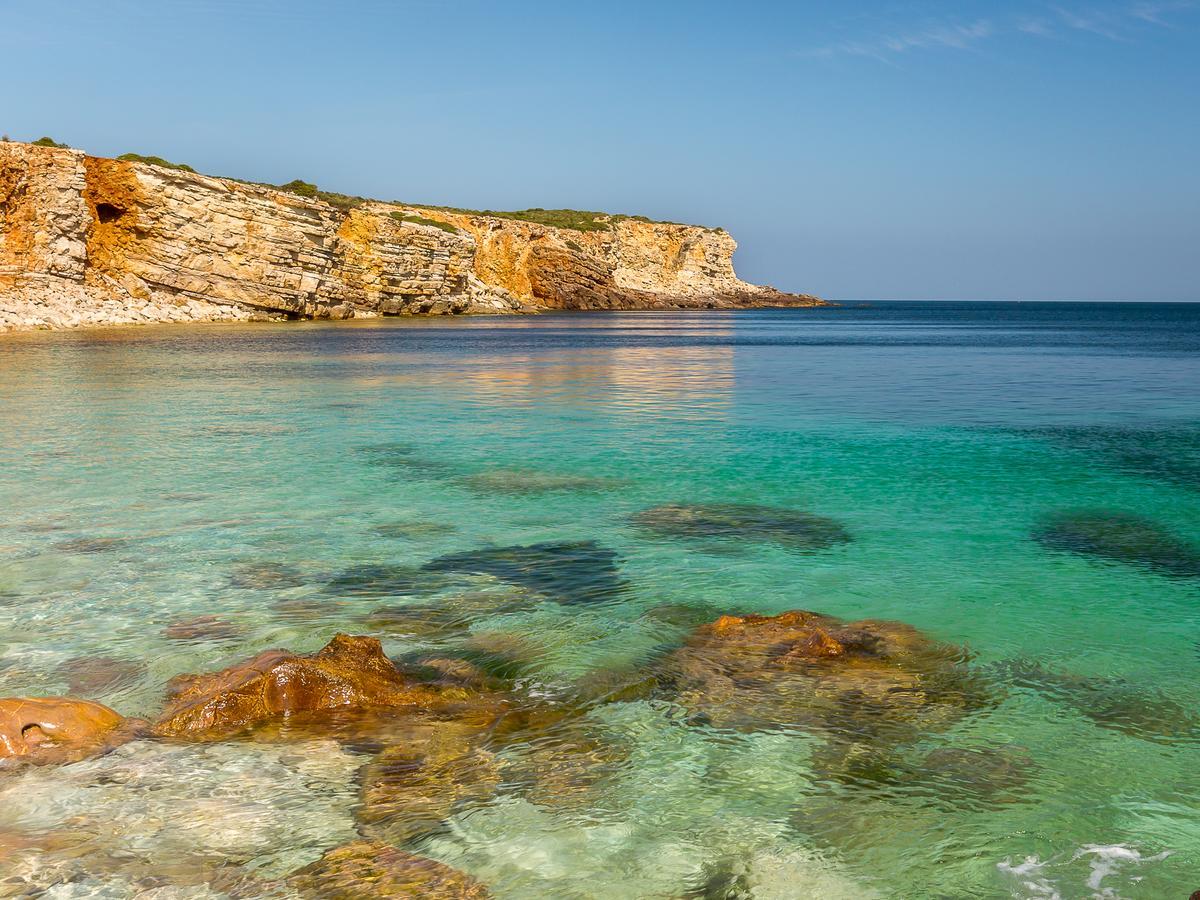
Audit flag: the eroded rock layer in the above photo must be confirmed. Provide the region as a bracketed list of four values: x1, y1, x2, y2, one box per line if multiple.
[0, 141, 825, 331]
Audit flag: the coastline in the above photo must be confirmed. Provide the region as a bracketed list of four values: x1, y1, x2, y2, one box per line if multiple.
[0, 141, 826, 334]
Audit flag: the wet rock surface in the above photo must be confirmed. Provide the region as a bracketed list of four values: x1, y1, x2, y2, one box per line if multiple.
[1033, 509, 1200, 578]
[661, 610, 992, 739]
[0, 696, 133, 764]
[633, 503, 852, 552]
[152, 633, 475, 738]
[423, 540, 629, 606]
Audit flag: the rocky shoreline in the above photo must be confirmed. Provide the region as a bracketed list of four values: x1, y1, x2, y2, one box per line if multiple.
[0, 141, 826, 334]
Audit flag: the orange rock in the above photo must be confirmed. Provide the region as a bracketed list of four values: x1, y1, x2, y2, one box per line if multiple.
[663, 610, 991, 736]
[0, 697, 128, 764]
[153, 633, 471, 739]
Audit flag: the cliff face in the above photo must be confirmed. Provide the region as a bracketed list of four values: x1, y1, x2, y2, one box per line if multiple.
[0, 142, 823, 331]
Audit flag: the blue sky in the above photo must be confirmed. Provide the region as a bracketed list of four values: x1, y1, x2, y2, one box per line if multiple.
[3, 0, 1197, 300]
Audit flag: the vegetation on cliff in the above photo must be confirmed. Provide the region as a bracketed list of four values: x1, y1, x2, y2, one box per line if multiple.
[389, 211, 460, 235]
[117, 153, 196, 173]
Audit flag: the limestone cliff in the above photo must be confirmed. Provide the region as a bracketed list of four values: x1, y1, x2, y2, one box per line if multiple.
[0, 142, 824, 331]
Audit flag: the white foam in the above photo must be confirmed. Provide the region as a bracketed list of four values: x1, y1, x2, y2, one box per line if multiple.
[998, 844, 1171, 899]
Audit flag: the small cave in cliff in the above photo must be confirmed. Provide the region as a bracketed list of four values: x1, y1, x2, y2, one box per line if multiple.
[95, 203, 125, 224]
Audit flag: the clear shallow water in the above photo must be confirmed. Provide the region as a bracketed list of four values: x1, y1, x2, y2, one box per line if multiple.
[0, 301, 1198, 898]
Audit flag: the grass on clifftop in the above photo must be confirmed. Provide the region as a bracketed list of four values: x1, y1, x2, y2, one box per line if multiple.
[408, 206, 670, 233]
[389, 211, 460, 234]
[117, 153, 196, 173]
[32, 136, 71, 149]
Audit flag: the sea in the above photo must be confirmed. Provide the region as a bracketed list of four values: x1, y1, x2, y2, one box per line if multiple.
[0, 301, 1197, 898]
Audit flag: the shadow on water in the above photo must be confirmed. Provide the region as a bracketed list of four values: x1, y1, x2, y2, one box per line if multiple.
[1033, 509, 1200, 579]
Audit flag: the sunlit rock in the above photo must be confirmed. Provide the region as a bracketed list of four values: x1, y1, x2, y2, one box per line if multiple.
[152, 633, 480, 739]
[0, 696, 135, 764]
[661, 610, 991, 738]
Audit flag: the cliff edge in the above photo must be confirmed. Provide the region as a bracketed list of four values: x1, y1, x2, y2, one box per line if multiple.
[0, 142, 825, 331]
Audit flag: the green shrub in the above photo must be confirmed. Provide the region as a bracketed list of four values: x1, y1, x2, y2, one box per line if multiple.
[32, 136, 70, 149]
[278, 179, 320, 198]
[117, 153, 196, 172]
[565, 239, 583, 252]
[390, 211, 460, 234]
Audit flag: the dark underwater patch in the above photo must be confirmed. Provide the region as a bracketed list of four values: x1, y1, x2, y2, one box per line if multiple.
[356, 442, 457, 480]
[460, 468, 623, 496]
[1033, 509, 1200, 578]
[422, 540, 629, 606]
[228, 561, 307, 590]
[1020, 424, 1200, 492]
[632, 503, 852, 551]
[992, 658, 1200, 744]
[324, 564, 446, 600]
[52, 537, 128, 554]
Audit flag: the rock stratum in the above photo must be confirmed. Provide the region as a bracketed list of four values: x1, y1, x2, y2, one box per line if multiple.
[0, 141, 824, 331]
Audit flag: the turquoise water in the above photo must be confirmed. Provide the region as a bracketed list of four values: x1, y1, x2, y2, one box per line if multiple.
[1, 302, 1198, 898]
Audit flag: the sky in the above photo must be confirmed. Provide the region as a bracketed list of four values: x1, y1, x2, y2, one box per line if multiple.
[2, 0, 1198, 301]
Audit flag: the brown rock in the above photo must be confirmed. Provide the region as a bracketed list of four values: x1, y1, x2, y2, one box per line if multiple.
[358, 732, 500, 844]
[0, 697, 130, 764]
[152, 633, 471, 738]
[662, 610, 992, 738]
[290, 840, 490, 898]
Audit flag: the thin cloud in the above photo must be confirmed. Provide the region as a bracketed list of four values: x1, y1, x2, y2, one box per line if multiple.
[803, 3, 1195, 59]
[804, 19, 994, 60]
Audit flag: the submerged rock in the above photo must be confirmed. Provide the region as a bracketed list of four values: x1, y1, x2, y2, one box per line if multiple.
[56, 654, 146, 696]
[1033, 509, 1200, 578]
[633, 503, 852, 551]
[289, 840, 490, 898]
[358, 732, 501, 845]
[0, 697, 134, 764]
[372, 520, 457, 540]
[51, 536, 127, 554]
[992, 658, 1200, 744]
[810, 741, 1037, 810]
[325, 563, 444, 600]
[1021, 424, 1200, 493]
[163, 614, 242, 642]
[423, 540, 628, 606]
[461, 468, 621, 495]
[228, 560, 307, 590]
[357, 442, 457, 479]
[152, 633, 478, 739]
[661, 610, 991, 739]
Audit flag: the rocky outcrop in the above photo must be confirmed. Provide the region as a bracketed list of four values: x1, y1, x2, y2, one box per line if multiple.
[152, 633, 489, 739]
[661, 610, 992, 736]
[1, 141, 825, 331]
[0, 697, 135, 764]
